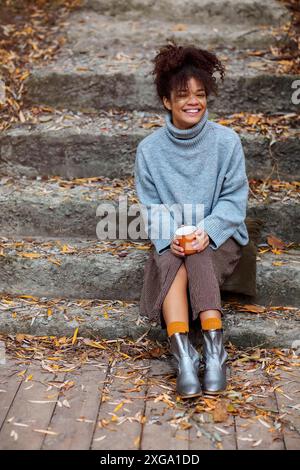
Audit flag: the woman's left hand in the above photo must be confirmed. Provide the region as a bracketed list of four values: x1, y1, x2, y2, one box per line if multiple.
[191, 228, 210, 253]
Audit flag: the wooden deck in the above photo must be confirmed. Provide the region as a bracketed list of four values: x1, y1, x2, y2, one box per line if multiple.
[1, 352, 299, 450]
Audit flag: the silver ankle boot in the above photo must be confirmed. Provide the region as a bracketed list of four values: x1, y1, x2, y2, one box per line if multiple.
[169, 332, 202, 398]
[202, 329, 228, 394]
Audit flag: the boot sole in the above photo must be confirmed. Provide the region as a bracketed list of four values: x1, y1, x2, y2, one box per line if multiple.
[202, 389, 226, 395]
[179, 391, 203, 399]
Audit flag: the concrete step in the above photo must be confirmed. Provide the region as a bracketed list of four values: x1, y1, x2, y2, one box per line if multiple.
[0, 177, 298, 243]
[1, 110, 299, 181]
[80, 0, 290, 27]
[0, 294, 299, 348]
[50, 10, 289, 51]
[24, 51, 299, 114]
[23, 10, 299, 114]
[0, 237, 299, 306]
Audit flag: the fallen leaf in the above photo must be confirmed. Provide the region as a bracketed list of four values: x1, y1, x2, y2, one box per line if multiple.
[252, 439, 263, 447]
[238, 304, 266, 313]
[267, 235, 286, 250]
[213, 400, 228, 423]
[172, 23, 187, 31]
[72, 327, 79, 345]
[10, 430, 18, 441]
[18, 252, 43, 258]
[33, 429, 58, 435]
[114, 401, 124, 412]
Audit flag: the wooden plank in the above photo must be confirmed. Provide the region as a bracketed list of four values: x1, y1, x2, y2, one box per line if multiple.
[0, 359, 30, 432]
[234, 368, 284, 450]
[142, 359, 189, 450]
[272, 369, 300, 450]
[0, 364, 65, 450]
[189, 364, 236, 450]
[92, 360, 149, 450]
[42, 364, 108, 450]
[189, 409, 236, 450]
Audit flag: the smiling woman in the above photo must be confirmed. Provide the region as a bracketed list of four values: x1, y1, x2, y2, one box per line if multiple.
[134, 42, 249, 398]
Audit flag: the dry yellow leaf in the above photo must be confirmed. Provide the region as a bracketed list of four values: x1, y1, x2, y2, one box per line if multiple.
[134, 436, 140, 447]
[72, 327, 79, 345]
[172, 23, 187, 31]
[19, 295, 39, 300]
[17, 370, 26, 377]
[16, 334, 25, 343]
[18, 252, 43, 258]
[114, 402, 124, 412]
[47, 257, 62, 266]
[238, 304, 266, 313]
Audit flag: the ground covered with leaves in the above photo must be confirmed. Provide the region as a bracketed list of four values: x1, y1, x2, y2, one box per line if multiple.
[0, 0, 82, 131]
[0, 333, 300, 449]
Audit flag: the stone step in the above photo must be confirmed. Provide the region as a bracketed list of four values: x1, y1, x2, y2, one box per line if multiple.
[1, 110, 299, 180]
[48, 10, 288, 52]
[0, 177, 298, 243]
[23, 10, 299, 114]
[24, 52, 299, 114]
[0, 237, 299, 306]
[80, 0, 290, 27]
[0, 294, 299, 348]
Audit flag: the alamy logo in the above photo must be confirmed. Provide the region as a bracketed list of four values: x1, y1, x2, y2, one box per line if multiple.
[291, 80, 300, 105]
[95, 196, 205, 240]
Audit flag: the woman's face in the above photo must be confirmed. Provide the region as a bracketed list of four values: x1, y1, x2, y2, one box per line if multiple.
[163, 77, 207, 130]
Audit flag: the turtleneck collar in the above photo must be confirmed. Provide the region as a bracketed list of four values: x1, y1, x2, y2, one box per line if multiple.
[164, 108, 209, 147]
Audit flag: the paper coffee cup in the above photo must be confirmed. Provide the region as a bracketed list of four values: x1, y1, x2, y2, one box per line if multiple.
[175, 225, 198, 255]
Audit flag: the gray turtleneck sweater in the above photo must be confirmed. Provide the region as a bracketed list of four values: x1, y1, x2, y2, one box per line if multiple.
[134, 108, 249, 255]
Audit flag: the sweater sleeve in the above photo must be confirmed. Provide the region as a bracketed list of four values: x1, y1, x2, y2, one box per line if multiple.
[134, 144, 179, 255]
[196, 135, 249, 249]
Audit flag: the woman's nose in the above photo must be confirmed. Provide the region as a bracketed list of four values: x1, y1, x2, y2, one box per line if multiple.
[187, 95, 199, 103]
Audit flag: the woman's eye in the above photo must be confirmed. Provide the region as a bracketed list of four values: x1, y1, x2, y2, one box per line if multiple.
[177, 93, 205, 98]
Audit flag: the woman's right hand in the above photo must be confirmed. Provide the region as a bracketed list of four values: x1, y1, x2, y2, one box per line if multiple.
[171, 236, 186, 257]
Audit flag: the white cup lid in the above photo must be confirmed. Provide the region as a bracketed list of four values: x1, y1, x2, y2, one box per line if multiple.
[175, 225, 197, 236]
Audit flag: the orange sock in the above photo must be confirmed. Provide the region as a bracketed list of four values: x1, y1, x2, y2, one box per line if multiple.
[167, 321, 189, 337]
[201, 317, 222, 330]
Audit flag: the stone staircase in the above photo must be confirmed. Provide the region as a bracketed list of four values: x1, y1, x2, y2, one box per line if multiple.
[0, 0, 299, 346]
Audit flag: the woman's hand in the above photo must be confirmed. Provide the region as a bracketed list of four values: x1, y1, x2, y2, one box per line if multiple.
[171, 224, 186, 257]
[191, 228, 210, 253]
[171, 237, 186, 257]
[171, 226, 210, 257]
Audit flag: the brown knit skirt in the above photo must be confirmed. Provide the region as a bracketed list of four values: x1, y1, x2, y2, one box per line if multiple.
[139, 236, 243, 329]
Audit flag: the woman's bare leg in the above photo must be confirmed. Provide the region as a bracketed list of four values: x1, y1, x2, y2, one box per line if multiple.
[164, 263, 202, 397]
[199, 309, 221, 322]
[162, 264, 189, 326]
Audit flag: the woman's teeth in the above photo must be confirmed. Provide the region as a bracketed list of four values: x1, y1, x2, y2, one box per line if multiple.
[184, 109, 199, 114]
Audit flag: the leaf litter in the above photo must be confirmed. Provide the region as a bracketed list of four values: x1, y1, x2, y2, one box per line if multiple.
[1, 331, 300, 449]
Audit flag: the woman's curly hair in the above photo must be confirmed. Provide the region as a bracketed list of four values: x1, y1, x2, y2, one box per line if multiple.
[151, 42, 226, 109]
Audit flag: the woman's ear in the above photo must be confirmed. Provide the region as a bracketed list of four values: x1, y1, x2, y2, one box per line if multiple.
[163, 96, 172, 111]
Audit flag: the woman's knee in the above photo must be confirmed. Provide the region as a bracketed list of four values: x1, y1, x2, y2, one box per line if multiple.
[175, 263, 188, 284]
